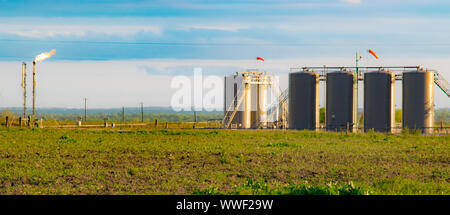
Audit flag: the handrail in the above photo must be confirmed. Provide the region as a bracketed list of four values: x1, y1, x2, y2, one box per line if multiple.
[432, 70, 450, 97]
[222, 82, 245, 128]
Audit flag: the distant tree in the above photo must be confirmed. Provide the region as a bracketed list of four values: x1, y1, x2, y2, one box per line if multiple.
[319, 107, 326, 124]
[0, 110, 19, 119]
[0, 110, 19, 126]
[435, 109, 449, 125]
[395, 109, 402, 123]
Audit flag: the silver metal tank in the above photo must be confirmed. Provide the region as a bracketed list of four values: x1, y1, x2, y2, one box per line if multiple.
[224, 77, 243, 128]
[364, 69, 395, 133]
[402, 69, 434, 133]
[288, 71, 320, 130]
[326, 69, 358, 132]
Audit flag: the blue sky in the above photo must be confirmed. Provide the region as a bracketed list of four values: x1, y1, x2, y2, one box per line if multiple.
[1, 0, 450, 60]
[0, 0, 449, 108]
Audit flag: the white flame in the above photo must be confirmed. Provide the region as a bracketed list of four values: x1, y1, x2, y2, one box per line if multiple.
[34, 49, 56, 63]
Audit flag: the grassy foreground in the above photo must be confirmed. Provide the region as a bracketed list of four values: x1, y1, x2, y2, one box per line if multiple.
[0, 128, 448, 195]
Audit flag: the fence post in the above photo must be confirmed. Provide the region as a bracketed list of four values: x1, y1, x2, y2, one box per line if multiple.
[19, 117, 22, 127]
[5, 116, 8, 128]
[346, 122, 349, 134]
[155, 119, 158, 128]
[165, 122, 168, 129]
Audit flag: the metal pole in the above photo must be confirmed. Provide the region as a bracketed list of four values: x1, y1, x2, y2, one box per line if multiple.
[355, 52, 359, 133]
[356, 52, 359, 76]
[32, 61, 36, 127]
[84, 97, 87, 121]
[242, 76, 251, 129]
[140, 102, 144, 122]
[323, 65, 327, 128]
[122, 106, 125, 122]
[22, 62, 27, 120]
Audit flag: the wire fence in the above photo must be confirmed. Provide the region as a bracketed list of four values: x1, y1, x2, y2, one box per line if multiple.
[1, 116, 449, 134]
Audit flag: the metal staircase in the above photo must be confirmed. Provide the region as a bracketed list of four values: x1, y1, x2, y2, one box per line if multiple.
[277, 88, 289, 128]
[222, 83, 245, 128]
[434, 71, 450, 97]
[278, 88, 289, 106]
[255, 87, 288, 129]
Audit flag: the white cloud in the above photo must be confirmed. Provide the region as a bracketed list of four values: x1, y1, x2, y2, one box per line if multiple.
[0, 23, 162, 39]
[180, 25, 249, 32]
[2, 15, 448, 40]
[1, 15, 449, 43]
[342, 0, 362, 4]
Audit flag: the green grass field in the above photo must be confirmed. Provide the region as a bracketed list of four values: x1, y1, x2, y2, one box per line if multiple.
[0, 127, 448, 195]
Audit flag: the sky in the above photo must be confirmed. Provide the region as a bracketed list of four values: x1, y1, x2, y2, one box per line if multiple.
[0, 0, 449, 109]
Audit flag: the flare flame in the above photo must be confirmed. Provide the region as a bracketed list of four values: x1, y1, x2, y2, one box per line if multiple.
[34, 49, 56, 63]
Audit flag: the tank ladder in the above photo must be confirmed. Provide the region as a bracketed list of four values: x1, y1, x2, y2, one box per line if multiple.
[256, 87, 288, 129]
[433, 71, 450, 97]
[277, 88, 289, 128]
[222, 83, 245, 128]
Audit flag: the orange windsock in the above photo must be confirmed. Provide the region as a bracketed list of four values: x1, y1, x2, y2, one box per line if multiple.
[256, 56, 265, 61]
[368, 49, 379, 59]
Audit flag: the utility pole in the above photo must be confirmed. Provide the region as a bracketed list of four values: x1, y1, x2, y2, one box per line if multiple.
[84, 97, 87, 121]
[122, 106, 125, 123]
[355, 52, 361, 133]
[22, 62, 27, 119]
[32, 61, 36, 127]
[140, 102, 144, 122]
[192, 105, 197, 123]
[356, 52, 361, 78]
